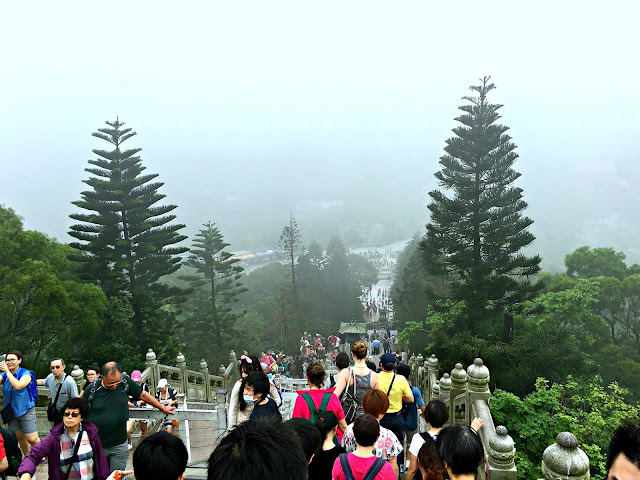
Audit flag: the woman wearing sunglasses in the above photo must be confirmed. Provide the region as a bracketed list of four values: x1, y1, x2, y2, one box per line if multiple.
[17, 397, 109, 480]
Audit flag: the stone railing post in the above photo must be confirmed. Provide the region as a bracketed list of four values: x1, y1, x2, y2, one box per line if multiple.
[71, 365, 84, 392]
[427, 354, 439, 400]
[439, 373, 451, 417]
[487, 426, 517, 479]
[450, 363, 467, 425]
[226, 350, 238, 391]
[200, 359, 210, 402]
[215, 388, 228, 444]
[145, 349, 159, 394]
[541, 432, 590, 479]
[176, 352, 189, 398]
[432, 379, 440, 400]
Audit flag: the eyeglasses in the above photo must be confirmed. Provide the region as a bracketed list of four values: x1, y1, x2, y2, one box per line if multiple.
[5, 358, 17, 363]
[64, 412, 80, 418]
[105, 380, 123, 388]
[51, 366, 62, 370]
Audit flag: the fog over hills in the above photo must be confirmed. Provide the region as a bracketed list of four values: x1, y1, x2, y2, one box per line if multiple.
[1, 1, 638, 270]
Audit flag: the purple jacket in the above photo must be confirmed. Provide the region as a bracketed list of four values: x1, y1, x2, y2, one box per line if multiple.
[17, 421, 110, 480]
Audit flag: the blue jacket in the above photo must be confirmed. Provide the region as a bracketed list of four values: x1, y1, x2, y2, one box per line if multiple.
[2, 368, 35, 417]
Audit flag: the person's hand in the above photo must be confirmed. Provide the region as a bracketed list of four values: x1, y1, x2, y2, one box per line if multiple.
[0, 361, 8, 373]
[107, 469, 134, 480]
[470, 417, 483, 432]
[162, 404, 176, 414]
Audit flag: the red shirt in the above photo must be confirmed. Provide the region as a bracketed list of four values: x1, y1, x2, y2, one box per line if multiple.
[331, 453, 395, 480]
[292, 389, 346, 442]
[0, 433, 5, 460]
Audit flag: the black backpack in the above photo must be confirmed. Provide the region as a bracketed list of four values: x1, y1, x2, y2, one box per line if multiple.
[0, 426, 23, 478]
[85, 374, 131, 412]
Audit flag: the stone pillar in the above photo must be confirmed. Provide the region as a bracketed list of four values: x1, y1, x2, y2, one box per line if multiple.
[227, 350, 238, 390]
[467, 358, 490, 393]
[450, 363, 467, 425]
[488, 426, 517, 479]
[71, 365, 84, 392]
[426, 354, 439, 400]
[200, 359, 210, 402]
[541, 432, 590, 480]
[439, 373, 451, 405]
[176, 352, 189, 397]
[145, 349, 159, 394]
[431, 379, 440, 400]
[215, 388, 228, 443]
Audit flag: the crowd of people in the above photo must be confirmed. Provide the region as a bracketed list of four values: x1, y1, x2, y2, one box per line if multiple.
[3, 342, 640, 480]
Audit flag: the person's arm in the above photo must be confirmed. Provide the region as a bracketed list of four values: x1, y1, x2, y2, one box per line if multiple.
[338, 418, 347, 433]
[227, 382, 241, 430]
[405, 451, 419, 480]
[332, 369, 349, 397]
[401, 379, 414, 403]
[139, 391, 175, 414]
[5, 370, 31, 390]
[388, 456, 399, 479]
[470, 417, 483, 433]
[37, 378, 45, 386]
[370, 371, 379, 390]
[17, 433, 53, 477]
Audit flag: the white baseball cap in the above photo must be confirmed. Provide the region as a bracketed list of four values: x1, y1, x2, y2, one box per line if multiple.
[157, 378, 168, 389]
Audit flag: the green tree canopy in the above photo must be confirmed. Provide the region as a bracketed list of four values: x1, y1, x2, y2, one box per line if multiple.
[421, 77, 541, 333]
[68, 119, 188, 355]
[565, 246, 628, 280]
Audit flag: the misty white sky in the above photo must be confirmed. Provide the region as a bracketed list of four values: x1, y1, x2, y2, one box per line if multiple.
[1, 1, 639, 266]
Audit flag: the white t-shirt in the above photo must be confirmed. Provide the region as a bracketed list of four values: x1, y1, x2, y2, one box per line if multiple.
[409, 430, 438, 456]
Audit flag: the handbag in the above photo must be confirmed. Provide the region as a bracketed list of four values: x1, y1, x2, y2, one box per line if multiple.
[48, 374, 66, 422]
[340, 368, 357, 423]
[1, 403, 14, 424]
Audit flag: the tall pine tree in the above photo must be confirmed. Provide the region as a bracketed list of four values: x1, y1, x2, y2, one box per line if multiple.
[422, 77, 541, 333]
[180, 222, 247, 365]
[69, 119, 188, 354]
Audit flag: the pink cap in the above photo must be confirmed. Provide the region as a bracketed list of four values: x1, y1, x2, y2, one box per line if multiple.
[131, 370, 142, 381]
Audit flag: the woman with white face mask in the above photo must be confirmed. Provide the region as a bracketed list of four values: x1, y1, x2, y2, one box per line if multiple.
[244, 372, 281, 422]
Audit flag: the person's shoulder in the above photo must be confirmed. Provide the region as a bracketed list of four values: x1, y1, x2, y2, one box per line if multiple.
[379, 460, 396, 478]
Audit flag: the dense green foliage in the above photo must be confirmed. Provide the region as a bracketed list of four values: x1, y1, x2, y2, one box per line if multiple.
[68, 119, 188, 358]
[491, 377, 640, 480]
[421, 77, 541, 333]
[179, 222, 247, 367]
[0, 206, 108, 374]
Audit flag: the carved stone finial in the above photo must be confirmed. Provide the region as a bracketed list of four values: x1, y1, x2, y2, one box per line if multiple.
[416, 354, 424, 365]
[71, 365, 84, 381]
[541, 432, 590, 479]
[176, 353, 186, 366]
[427, 354, 439, 371]
[219, 364, 226, 375]
[439, 373, 451, 400]
[200, 359, 208, 371]
[451, 363, 467, 390]
[467, 358, 490, 393]
[229, 350, 237, 363]
[488, 426, 516, 469]
[146, 349, 156, 362]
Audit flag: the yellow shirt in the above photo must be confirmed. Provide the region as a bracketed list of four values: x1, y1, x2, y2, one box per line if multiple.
[378, 371, 412, 413]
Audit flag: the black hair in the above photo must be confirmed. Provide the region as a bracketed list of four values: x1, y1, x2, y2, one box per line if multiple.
[286, 418, 322, 462]
[101, 361, 121, 377]
[335, 353, 350, 370]
[208, 417, 307, 480]
[353, 414, 380, 448]
[436, 425, 484, 475]
[396, 364, 410, 379]
[382, 362, 396, 371]
[245, 371, 270, 401]
[239, 355, 262, 412]
[87, 366, 101, 376]
[365, 360, 377, 371]
[315, 411, 339, 440]
[425, 400, 449, 428]
[62, 397, 90, 419]
[607, 421, 640, 471]
[133, 431, 188, 480]
[51, 357, 65, 366]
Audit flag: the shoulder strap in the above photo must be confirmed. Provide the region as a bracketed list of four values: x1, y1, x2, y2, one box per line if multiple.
[319, 392, 332, 411]
[301, 393, 317, 416]
[339, 453, 355, 480]
[386, 374, 396, 397]
[52, 374, 66, 407]
[64, 428, 84, 480]
[86, 378, 102, 407]
[363, 457, 387, 480]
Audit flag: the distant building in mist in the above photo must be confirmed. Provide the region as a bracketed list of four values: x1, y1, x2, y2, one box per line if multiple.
[295, 200, 344, 219]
